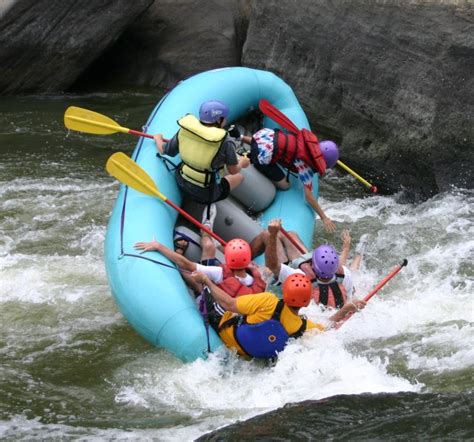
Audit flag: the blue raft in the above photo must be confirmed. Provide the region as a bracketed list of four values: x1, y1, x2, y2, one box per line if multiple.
[104, 67, 320, 362]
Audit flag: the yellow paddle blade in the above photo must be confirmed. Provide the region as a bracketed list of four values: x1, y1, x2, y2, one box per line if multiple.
[64, 106, 130, 135]
[106, 152, 166, 201]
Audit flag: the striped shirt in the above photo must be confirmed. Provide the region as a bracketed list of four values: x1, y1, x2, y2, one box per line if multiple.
[253, 128, 314, 191]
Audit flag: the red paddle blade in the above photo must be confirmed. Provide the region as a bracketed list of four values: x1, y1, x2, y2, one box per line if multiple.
[259, 99, 299, 134]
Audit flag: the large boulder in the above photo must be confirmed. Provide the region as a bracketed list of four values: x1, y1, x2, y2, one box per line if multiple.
[78, 0, 248, 90]
[243, 0, 473, 199]
[0, 0, 153, 94]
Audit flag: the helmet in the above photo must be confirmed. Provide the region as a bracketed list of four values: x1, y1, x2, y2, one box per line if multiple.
[312, 244, 339, 279]
[320, 140, 339, 168]
[283, 273, 312, 307]
[199, 100, 229, 124]
[224, 238, 251, 269]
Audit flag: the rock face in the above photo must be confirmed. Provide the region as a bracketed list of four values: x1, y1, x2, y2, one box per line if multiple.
[76, 0, 248, 91]
[0, 0, 153, 94]
[242, 1, 473, 198]
[0, 0, 471, 198]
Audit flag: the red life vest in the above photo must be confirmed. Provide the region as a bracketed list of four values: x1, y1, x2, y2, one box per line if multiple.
[218, 264, 267, 298]
[297, 261, 347, 308]
[271, 128, 326, 176]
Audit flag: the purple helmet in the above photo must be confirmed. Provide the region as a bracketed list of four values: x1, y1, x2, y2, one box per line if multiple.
[199, 100, 229, 124]
[312, 244, 339, 279]
[320, 140, 339, 168]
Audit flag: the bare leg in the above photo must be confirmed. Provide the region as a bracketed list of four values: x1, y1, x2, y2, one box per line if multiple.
[224, 173, 244, 190]
[249, 230, 269, 258]
[350, 234, 370, 271]
[250, 230, 289, 263]
[350, 255, 363, 271]
[200, 203, 218, 261]
[200, 235, 217, 261]
[262, 233, 290, 266]
[181, 271, 203, 294]
[273, 178, 290, 190]
[279, 230, 308, 261]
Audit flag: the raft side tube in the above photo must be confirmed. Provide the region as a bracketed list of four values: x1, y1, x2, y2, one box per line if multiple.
[230, 164, 276, 212]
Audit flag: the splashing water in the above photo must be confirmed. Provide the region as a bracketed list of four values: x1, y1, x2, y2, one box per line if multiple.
[0, 95, 472, 440]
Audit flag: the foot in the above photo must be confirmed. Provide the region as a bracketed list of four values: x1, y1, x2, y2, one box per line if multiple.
[201, 203, 217, 231]
[355, 234, 370, 256]
[173, 235, 189, 255]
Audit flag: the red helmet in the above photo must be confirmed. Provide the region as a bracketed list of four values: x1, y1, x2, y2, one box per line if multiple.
[283, 273, 312, 307]
[224, 238, 251, 269]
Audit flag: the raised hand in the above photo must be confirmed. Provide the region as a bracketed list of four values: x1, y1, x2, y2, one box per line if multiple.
[322, 216, 336, 233]
[134, 238, 160, 253]
[267, 218, 282, 236]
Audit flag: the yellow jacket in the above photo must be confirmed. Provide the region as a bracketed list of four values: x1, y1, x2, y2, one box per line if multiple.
[177, 114, 227, 187]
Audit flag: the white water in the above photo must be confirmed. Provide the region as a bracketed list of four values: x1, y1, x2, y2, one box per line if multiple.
[1, 166, 472, 440]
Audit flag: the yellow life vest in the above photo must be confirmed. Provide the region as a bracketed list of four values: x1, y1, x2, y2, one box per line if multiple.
[177, 114, 227, 187]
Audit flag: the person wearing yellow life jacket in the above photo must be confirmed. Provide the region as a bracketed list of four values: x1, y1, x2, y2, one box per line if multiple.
[236, 127, 339, 233]
[191, 271, 366, 359]
[264, 219, 369, 309]
[154, 100, 250, 204]
[134, 237, 267, 330]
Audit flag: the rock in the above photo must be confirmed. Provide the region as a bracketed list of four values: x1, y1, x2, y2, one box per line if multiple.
[0, 0, 471, 198]
[0, 0, 153, 94]
[77, 0, 248, 90]
[243, 0, 473, 199]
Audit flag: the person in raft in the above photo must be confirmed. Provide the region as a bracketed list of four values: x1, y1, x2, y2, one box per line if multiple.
[153, 100, 250, 205]
[231, 126, 339, 233]
[264, 219, 370, 309]
[190, 271, 366, 359]
[134, 235, 267, 331]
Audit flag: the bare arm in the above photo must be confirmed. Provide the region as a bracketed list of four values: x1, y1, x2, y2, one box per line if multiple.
[328, 299, 366, 325]
[227, 155, 250, 175]
[303, 187, 336, 233]
[265, 219, 282, 278]
[192, 272, 239, 313]
[339, 229, 351, 268]
[153, 134, 165, 154]
[134, 239, 197, 272]
[240, 135, 252, 144]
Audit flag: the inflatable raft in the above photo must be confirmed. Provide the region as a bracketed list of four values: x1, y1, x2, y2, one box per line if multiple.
[104, 67, 320, 362]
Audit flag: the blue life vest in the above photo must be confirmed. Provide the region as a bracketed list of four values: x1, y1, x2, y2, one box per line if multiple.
[219, 300, 307, 359]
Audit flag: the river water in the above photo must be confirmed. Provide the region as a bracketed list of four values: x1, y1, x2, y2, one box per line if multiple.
[0, 93, 472, 440]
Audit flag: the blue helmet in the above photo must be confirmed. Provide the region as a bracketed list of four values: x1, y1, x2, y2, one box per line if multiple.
[199, 100, 229, 124]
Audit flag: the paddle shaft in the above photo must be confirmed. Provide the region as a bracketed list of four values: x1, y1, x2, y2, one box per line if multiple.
[129, 129, 155, 139]
[337, 259, 408, 328]
[165, 198, 227, 247]
[363, 259, 408, 303]
[336, 160, 377, 193]
[108, 153, 227, 246]
[280, 226, 307, 254]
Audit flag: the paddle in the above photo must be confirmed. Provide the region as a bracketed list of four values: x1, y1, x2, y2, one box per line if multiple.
[280, 227, 307, 255]
[64, 106, 155, 139]
[258, 99, 378, 193]
[105, 152, 227, 246]
[336, 258, 408, 328]
[259, 99, 299, 134]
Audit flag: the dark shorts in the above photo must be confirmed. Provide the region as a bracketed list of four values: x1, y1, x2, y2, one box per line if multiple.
[250, 141, 286, 182]
[200, 258, 221, 266]
[175, 171, 231, 204]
